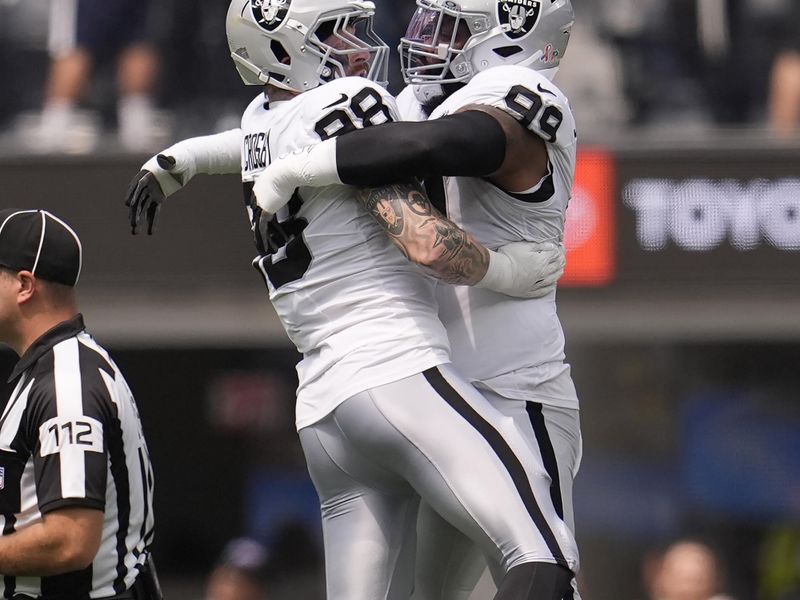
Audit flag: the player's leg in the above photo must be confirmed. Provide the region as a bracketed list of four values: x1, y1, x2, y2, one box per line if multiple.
[298, 421, 419, 600]
[332, 364, 578, 600]
[537, 403, 582, 600]
[483, 389, 583, 600]
[412, 389, 583, 600]
[413, 365, 578, 600]
[413, 502, 486, 600]
[494, 562, 573, 600]
[535, 404, 582, 534]
[482, 392, 582, 535]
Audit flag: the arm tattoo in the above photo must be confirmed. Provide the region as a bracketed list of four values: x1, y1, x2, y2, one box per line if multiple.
[405, 190, 433, 216]
[358, 184, 407, 239]
[356, 182, 489, 286]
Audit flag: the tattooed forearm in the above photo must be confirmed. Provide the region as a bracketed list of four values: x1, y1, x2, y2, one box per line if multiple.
[425, 221, 488, 285]
[433, 222, 467, 259]
[358, 187, 407, 236]
[356, 182, 490, 286]
[405, 189, 433, 217]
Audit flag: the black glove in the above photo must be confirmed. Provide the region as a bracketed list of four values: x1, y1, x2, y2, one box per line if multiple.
[124, 154, 182, 235]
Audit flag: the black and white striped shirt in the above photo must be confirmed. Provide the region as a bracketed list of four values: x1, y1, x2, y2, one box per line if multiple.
[0, 314, 155, 599]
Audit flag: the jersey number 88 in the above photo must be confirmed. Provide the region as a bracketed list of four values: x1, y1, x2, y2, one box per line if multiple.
[258, 88, 393, 290]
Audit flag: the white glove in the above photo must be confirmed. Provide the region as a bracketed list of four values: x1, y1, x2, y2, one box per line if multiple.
[476, 241, 566, 298]
[252, 139, 341, 217]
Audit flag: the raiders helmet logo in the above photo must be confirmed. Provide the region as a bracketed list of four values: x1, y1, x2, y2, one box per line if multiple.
[497, 0, 542, 39]
[251, 0, 291, 31]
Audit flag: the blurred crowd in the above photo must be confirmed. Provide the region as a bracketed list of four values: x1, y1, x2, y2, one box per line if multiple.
[559, 0, 800, 138]
[1, 0, 799, 154]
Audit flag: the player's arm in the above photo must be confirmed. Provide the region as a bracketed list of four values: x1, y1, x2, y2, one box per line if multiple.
[357, 181, 564, 297]
[252, 111, 508, 216]
[357, 181, 488, 285]
[125, 128, 243, 235]
[457, 104, 550, 193]
[254, 103, 559, 210]
[336, 105, 549, 191]
[0, 507, 102, 575]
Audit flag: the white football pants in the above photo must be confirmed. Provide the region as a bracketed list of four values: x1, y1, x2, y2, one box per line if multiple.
[298, 364, 578, 600]
[412, 387, 583, 600]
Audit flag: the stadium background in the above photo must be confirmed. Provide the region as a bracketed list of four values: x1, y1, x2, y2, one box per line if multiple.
[1, 1, 799, 599]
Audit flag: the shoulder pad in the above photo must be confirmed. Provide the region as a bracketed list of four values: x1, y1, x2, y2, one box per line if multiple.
[433, 66, 576, 148]
[304, 79, 400, 140]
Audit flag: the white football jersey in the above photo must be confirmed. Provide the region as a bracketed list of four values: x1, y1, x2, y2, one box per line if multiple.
[410, 66, 579, 409]
[395, 85, 428, 123]
[240, 78, 450, 430]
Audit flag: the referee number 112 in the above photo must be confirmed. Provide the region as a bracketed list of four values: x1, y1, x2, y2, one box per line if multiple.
[39, 416, 103, 456]
[48, 421, 93, 447]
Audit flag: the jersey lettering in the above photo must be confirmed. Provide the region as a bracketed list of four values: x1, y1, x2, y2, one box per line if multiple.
[243, 132, 269, 171]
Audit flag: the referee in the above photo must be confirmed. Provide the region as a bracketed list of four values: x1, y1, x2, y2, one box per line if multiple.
[0, 209, 161, 600]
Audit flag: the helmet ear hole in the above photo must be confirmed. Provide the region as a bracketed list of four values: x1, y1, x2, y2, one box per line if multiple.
[271, 40, 290, 65]
[493, 45, 523, 58]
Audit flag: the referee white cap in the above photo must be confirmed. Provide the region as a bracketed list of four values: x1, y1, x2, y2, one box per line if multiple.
[0, 209, 82, 287]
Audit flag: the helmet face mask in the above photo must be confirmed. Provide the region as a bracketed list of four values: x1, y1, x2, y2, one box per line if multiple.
[309, 14, 386, 83]
[400, 0, 574, 100]
[400, 5, 478, 85]
[227, 0, 390, 93]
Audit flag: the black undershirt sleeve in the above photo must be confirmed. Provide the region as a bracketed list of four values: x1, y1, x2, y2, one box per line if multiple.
[336, 110, 507, 187]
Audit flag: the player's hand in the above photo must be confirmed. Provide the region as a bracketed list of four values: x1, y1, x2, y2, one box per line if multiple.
[252, 139, 341, 218]
[478, 241, 566, 298]
[251, 148, 308, 220]
[125, 151, 196, 235]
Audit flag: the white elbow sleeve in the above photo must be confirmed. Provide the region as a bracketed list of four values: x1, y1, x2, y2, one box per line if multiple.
[161, 128, 242, 181]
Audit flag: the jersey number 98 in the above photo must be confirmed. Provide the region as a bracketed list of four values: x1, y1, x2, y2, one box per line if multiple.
[504, 85, 563, 143]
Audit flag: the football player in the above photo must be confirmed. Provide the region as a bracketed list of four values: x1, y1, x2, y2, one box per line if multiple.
[251, 1, 583, 598]
[126, 1, 577, 600]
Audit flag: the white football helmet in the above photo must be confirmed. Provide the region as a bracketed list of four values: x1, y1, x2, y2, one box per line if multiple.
[226, 0, 390, 93]
[400, 0, 574, 102]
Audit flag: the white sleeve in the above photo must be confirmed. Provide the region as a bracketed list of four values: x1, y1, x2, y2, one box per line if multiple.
[171, 128, 242, 175]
